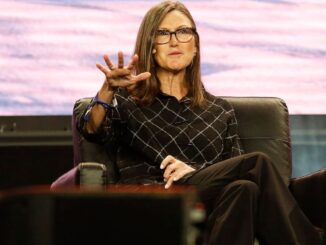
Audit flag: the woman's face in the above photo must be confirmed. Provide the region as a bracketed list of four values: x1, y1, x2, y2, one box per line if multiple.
[153, 10, 197, 73]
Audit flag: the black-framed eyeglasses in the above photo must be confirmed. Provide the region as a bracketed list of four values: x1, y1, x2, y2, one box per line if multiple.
[155, 27, 196, 44]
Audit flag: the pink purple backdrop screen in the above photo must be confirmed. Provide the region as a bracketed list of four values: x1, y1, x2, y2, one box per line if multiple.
[1, 0, 325, 115]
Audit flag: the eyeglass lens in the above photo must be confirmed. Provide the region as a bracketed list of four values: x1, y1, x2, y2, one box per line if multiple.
[155, 28, 194, 44]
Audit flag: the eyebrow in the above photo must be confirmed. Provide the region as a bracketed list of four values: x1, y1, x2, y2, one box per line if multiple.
[157, 25, 192, 30]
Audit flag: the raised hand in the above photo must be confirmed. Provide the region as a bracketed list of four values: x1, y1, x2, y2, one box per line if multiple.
[96, 51, 151, 102]
[160, 155, 195, 189]
[85, 52, 150, 133]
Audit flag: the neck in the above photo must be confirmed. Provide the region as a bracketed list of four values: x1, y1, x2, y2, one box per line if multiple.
[157, 68, 188, 101]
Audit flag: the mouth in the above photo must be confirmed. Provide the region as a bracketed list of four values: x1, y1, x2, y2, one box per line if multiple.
[168, 51, 183, 56]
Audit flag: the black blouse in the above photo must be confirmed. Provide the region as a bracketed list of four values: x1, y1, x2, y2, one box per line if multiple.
[79, 89, 243, 183]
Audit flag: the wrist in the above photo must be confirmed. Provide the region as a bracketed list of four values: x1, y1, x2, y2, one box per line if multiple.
[92, 93, 115, 110]
[97, 88, 115, 102]
[106, 80, 117, 93]
[83, 93, 115, 122]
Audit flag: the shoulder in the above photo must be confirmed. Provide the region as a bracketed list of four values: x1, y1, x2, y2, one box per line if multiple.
[204, 91, 234, 112]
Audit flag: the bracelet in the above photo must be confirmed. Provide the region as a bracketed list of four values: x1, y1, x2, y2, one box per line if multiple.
[83, 93, 115, 122]
[92, 93, 115, 110]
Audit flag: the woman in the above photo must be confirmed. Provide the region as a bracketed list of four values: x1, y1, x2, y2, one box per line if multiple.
[79, 1, 321, 244]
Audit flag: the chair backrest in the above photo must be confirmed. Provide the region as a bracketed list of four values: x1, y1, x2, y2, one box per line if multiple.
[72, 97, 292, 185]
[226, 97, 291, 185]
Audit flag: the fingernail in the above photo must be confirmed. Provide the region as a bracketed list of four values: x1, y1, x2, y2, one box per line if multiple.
[160, 165, 163, 169]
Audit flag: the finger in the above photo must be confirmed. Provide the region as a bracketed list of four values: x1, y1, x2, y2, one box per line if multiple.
[160, 155, 175, 169]
[96, 63, 111, 76]
[103, 54, 115, 70]
[132, 72, 151, 83]
[163, 162, 179, 180]
[165, 176, 175, 189]
[173, 169, 189, 181]
[126, 54, 138, 70]
[118, 51, 124, 69]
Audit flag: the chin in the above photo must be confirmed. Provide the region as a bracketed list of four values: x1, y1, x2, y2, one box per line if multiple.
[166, 67, 184, 73]
[166, 63, 188, 72]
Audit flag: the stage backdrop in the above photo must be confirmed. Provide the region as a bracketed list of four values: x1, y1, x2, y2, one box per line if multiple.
[1, 0, 326, 115]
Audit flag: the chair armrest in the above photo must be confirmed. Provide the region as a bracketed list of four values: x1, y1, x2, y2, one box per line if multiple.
[51, 163, 107, 189]
[78, 162, 107, 187]
[51, 166, 79, 189]
[289, 169, 326, 231]
[72, 98, 120, 183]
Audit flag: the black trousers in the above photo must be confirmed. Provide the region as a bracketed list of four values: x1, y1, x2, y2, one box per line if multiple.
[182, 152, 321, 245]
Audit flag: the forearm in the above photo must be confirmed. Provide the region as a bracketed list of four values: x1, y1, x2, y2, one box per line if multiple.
[85, 89, 115, 134]
[85, 105, 106, 133]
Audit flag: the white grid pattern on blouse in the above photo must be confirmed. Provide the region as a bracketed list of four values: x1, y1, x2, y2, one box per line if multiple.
[102, 89, 243, 177]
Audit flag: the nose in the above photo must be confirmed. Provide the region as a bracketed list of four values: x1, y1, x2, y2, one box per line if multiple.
[169, 33, 178, 46]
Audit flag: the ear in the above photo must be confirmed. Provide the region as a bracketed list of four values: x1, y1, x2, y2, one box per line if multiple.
[152, 49, 157, 54]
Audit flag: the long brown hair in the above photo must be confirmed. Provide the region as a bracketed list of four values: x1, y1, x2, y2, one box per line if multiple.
[131, 1, 205, 107]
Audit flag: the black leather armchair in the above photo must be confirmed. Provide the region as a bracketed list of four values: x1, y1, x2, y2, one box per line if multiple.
[51, 96, 326, 240]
